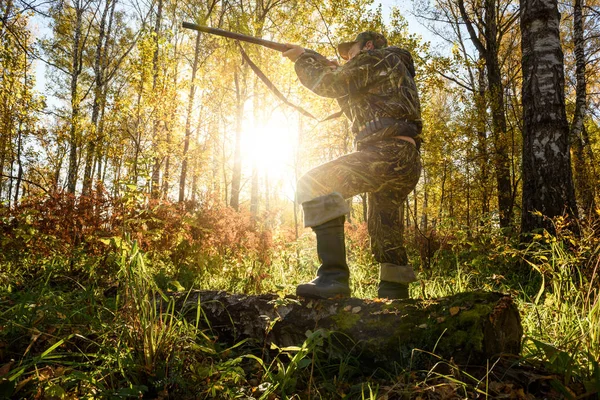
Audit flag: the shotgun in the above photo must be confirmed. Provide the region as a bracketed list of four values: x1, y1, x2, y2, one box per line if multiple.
[181, 22, 291, 52]
[181, 22, 339, 121]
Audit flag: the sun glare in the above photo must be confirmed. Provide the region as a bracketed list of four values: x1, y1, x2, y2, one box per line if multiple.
[240, 110, 298, 195]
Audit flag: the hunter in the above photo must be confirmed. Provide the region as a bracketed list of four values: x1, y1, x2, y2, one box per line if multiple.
[282, 31, 422, 300]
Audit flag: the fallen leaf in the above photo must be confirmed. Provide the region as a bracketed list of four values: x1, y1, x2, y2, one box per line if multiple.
[0, 361, 13, 377]
[450, 306, 460, 316]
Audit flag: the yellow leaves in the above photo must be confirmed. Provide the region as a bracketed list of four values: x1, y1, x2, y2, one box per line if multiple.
[449, 306, 460, 316]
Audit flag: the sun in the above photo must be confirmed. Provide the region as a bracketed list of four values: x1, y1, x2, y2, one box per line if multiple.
[240, 110, 299, 191]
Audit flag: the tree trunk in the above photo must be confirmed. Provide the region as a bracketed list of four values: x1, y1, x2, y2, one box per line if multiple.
[457, 0, 514, 228]
[570, 0, 598, 219]
[82, 0, 112, 195]
[150, 0, 163, 198]
[0, 136, 5, 200]
[163, 129, 171, 198]
[67, 3, 84, 194]
[179, 31, 202, 202]
[421, 171, 429, 231]
[475, 61, 491, 218]
[520, 0, 579, 234]
[250, 69, 261, 217]
[484, 6, 513, 229]
[230, 69, 244, 211]
[13, 122, 23, 206]
[361, 193, 367, 223]
[294, 118, 303, 239]
[190, 113, 205, 203]
[133, 87, 143, 184]
[250, 164, 259, 216]
[176, 291, 522, 369]
[96, 0, 117, 185]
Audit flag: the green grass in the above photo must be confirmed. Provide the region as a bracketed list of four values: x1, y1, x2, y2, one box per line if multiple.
[1, 220, 599, 399]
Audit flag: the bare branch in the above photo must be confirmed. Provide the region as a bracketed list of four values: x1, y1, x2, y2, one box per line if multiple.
[457, 0, 487, 54]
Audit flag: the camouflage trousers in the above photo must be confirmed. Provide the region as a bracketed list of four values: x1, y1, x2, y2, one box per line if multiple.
[297, 138, 421, 269]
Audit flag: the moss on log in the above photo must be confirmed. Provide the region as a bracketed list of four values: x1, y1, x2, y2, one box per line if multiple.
[177, 291, 522, 369]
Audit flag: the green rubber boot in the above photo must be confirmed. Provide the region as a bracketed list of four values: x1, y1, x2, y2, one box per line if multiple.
[296, 216, 351, 299]
[377, 281, 409, 299]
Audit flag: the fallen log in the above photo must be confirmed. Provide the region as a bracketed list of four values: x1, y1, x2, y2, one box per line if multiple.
[176, 291, 522, 369]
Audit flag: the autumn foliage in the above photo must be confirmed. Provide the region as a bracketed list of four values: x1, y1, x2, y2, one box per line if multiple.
[0, 188, 273, 277]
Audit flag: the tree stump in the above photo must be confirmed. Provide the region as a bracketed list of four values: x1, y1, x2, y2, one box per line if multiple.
[176, 291, 522, 369]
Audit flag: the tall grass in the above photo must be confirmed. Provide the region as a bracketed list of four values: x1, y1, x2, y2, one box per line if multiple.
[2, 192, 600, 398]
[409, 220, 600, 397]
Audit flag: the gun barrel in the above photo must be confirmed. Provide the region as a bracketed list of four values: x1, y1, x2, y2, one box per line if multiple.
[182, 22, 290, 52]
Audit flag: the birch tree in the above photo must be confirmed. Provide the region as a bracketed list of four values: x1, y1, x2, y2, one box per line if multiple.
[520, 0, 579, 234]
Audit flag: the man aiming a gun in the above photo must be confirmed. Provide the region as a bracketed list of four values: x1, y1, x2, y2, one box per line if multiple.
[282, 32, 422, 300]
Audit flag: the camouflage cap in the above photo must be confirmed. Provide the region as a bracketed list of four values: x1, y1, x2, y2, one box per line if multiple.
[338, 31, 388, 60]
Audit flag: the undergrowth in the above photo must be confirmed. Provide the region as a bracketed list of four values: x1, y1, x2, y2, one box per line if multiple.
[1, 191, 599, 398]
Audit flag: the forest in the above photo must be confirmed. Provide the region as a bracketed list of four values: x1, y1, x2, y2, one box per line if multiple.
[1, 0, 599, 397]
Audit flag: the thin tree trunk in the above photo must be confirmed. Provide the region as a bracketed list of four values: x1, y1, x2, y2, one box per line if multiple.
[439, 162, 447, 221]
[0, 112, 7, 200]
[422, 171, 429, 232]
[361, 193, 367, 223]
[570, 0, 597, 218]
[457, 0, 513, 228]
[475, 61, 490, 217]
[250, 88, 260, 216]
[190, 111, 205, 203]
[13, 122, 23, 206]
[265, 171, 270, 212]
[405, 197, 410, 227]
[67, 1, 83, 194]
[113, 155, 122, 197]
[230, 69, 244, 211]
[96, 0, 117, 185]
[96, 103, 107, 183]
[163, 130, 171, 198]
[82, 0, 111, 194]
[179, 32, 202, 202]
[133, 87, 143, 184]
[520, 0, 579, 234]
[150, 0, 163, 198]
[294, 117, 303, 240]
[7, 138, 14, 202]
[484, 0, 512, 229]
[211, 124, 221, 198]
[0, 147, 4, 200]
[250, 164, 259, 215]
[413, 189, 418, 247]
[67, 3, 84, 194]
[466, 161, 471, 229]
[222, 128, 229, 205]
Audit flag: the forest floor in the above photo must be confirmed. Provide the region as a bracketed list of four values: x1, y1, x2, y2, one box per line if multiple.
[1, 200, 599, 399]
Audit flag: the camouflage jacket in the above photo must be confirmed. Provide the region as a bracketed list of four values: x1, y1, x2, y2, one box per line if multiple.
[295, 47, 422, 143]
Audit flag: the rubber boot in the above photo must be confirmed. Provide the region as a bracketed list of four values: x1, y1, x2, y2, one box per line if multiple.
[377, 263, 415, 299]
[377, 281, 409, 299]
[296, 216, 351, 299]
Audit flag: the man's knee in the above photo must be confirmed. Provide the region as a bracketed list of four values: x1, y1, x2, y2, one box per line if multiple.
[301, 192, 349, 228]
